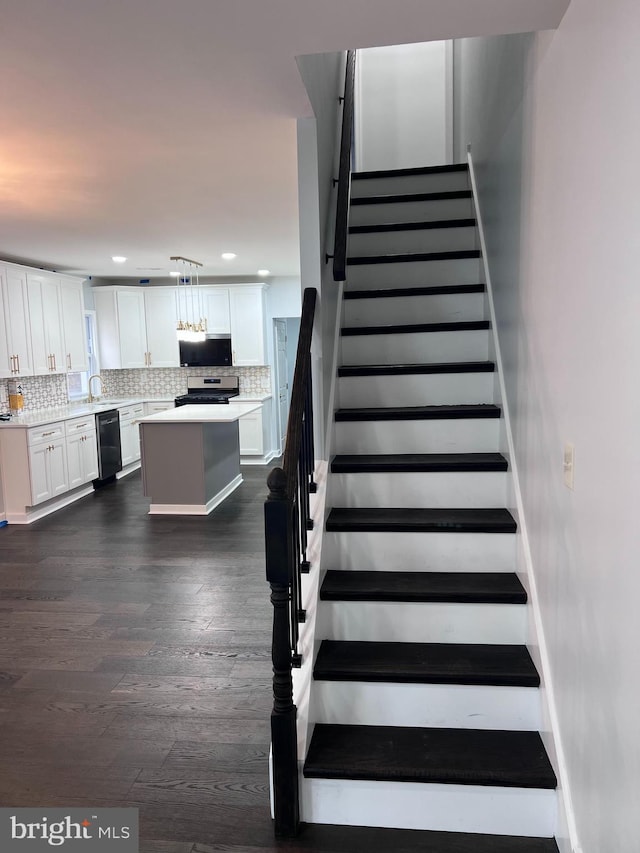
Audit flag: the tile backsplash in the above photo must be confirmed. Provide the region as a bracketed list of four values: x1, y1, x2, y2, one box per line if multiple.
[0, 366, 271, 413]
[0, 374, 68, 412]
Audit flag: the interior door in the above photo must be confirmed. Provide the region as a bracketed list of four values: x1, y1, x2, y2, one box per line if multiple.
[275, 319, 289, 450]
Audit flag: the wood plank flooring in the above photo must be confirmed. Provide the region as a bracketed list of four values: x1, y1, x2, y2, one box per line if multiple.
[0, 466, 444, 853]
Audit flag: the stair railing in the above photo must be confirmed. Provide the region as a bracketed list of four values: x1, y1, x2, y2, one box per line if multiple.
[264, 286, 317, 837]
[331, 49, 356, 283]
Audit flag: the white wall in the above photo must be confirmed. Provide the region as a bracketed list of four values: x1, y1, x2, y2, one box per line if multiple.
[454, 3, 640, 850]
[356, 42, 451, 171]
[297, 52, 347, 459]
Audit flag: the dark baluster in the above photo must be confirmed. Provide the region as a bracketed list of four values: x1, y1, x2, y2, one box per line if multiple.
[306, 367, 317, 493]
[265, 466, 300, 836]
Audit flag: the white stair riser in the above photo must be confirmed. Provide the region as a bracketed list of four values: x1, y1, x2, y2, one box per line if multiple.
[350, 197, 474, 227]
[346, 258, 482, 288]
[338, 372, 495, 407]
[318, 601, 525, 644]
[343, 292, 485, 327]
[350, 171, 470, 198]
[301, 778, 556, 837]
[349, 226, 477, 256]
[341, 329, 489, 365]
[323, 530, 515, 572]
[334, 418, 499, 454]
[312, 681, 541, 730]
[330, 471, 507, 509]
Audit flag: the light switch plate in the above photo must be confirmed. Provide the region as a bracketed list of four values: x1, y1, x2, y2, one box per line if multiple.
[563, 443, 575, 490]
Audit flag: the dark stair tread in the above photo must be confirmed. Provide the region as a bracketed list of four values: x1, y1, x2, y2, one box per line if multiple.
[326, 508, 517, 534]
[320, 570, 526, 603]
[331, 452, 508, 473]
[351, 190, 472, 206]
[313, 640, 539, 687]
[344, 283, 485, 299]
[341, 320, 489, 336]
[292, 824, 559, 853]
[352, 163, 469, 180]
[349, 218, 476, 234]
[348, 250, 480, 265]
[338, 361, 495, 377]
[335, 404, 500, 422]
[303, 724, 557, 789]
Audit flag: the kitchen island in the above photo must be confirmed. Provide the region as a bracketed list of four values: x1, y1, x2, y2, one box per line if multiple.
[138, 402, 261, 515]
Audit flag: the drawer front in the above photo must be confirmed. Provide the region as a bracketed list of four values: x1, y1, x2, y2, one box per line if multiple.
[27, 422, 65, 446]
[65, 416, 97, 436]
[119, 404, 144, 422]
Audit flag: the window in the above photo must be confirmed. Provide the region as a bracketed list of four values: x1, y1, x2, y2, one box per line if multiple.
[67, 311, 99, 401]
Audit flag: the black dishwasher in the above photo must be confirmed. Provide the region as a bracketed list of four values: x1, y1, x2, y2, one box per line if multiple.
[94, 409, 123, 486]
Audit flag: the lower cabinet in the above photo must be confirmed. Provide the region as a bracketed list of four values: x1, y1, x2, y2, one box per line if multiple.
[239, 410, 263, 456]
[119, 403, 145, 467]
[65, 416, 99, 489]
[26, 422, 69, 505]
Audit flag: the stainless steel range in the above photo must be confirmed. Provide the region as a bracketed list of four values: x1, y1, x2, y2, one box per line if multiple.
[174, 376, 240, 406]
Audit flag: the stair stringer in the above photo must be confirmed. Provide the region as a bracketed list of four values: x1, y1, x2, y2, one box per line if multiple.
[468, 151, 574, 853]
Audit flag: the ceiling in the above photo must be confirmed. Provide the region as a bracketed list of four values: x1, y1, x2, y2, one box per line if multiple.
[0, 0, 569, 281]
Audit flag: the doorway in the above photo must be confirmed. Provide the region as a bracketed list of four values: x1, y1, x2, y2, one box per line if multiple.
[273, 317, 300, 454]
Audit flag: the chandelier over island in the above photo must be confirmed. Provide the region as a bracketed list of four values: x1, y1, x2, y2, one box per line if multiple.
[171, 255, 208, 342]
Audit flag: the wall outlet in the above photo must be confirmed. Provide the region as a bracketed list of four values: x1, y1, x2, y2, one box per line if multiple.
[563, 442, 575, 490]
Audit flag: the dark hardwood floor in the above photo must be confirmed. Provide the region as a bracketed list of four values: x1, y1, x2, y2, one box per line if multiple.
[0, 465, 442, 853]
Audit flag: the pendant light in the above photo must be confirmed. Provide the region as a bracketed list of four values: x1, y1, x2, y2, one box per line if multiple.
[171, 256, 207, 342]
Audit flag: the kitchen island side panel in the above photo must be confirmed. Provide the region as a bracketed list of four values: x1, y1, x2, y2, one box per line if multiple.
[140, 422, 206, 505]
[203, 421, 241, 499]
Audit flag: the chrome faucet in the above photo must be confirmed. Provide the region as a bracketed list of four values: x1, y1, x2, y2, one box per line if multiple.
[88, 374, 104, 403]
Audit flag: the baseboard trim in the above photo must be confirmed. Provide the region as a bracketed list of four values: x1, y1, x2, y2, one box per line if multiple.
[148, 474, 243, 516]
[4, 484, 95, 525]
[468, 149, 577, 853]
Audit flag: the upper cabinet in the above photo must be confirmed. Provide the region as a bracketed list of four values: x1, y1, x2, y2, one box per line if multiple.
[229, 285, 267, 366]
[59, 277, 89, 373]
[27, 272, 65, 375]
[143, 288, 180, 367]
[200, 287, 231, 335]
[94, 282, 268, 370]
[0, 263, 88, 379]
[94, 287, 147, 369]
[0, 264, 34, 378]
[95, 286, 180, 369]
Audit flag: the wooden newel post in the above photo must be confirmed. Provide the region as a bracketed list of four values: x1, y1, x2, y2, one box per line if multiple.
[265, 466, 300, 837]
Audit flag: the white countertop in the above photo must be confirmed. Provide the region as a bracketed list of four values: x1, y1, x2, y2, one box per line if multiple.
[0, 394, 270, 429]
[138, 402, 261, 424]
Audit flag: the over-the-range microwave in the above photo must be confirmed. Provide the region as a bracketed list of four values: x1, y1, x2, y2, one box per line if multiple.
[179, 334, 232, 367]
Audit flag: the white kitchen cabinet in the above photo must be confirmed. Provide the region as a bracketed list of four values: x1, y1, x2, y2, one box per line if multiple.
[119, 403, 144, 466]
[59, 277, 89, 373]
[0, 264, 34, 378]
[144, 401, 175, 415]
[95, 287, 147, 369]
[239, 410, 263, 455]
[27, 272, 65, 375]
[144, 288, 180, 367]
[200, 287, 231, 335]
[27, 422, 68, 505]
[229, 285, 267, 366]
[65, 416, 98, 488]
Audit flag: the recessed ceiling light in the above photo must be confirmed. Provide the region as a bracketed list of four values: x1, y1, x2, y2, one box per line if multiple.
[112, 255, 127, 263]
[257, 269, 270, 276]
[169, 271, 180, 277]
[221, 252, 237, 261]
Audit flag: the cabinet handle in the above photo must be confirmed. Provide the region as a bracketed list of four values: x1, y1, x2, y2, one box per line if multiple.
[52, 353, 57, 371]
[11, 355, 17, 373]
[148, 351, 151, 366]
[15, 354, 20, 374]
[76, 423, 88, 429]
[42, 431, 56, 437]
[67, 353, 72, 370]
[47, 354, 52, 371]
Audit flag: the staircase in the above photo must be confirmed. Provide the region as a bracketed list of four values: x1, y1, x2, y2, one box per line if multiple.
[300, 164, 558, 849]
